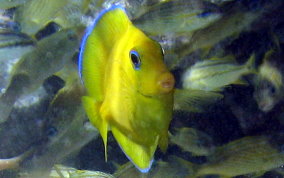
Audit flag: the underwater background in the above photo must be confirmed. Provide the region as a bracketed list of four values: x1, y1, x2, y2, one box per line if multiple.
[0, 0, 284, 177]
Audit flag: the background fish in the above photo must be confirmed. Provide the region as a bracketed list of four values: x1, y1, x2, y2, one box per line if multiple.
[0, 149, 32, 171]
[15, 0, 90, 35]
[170, 127, 215, 156]
[0, 29, 79, 123]
[0, 32, 34, 61]
[0, 0, 28, 9]
[48, 164, 115, 178]
[79, 5, 174, 172]
[182, 54, 255, 92]
[0, 31, 35, 94]
[196, 135, 284, 177]
[174, 8, 263, 59]
[17, 62, 100, 177]
[253, 50, 284, 112]
[133, 0, 221, 36]
[174, 89, 223, 112]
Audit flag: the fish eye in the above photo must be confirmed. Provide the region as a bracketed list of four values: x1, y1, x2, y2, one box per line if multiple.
[269, 86, 276, 95]
[47, 126, 58, 137]
[130, 50, 141, 70]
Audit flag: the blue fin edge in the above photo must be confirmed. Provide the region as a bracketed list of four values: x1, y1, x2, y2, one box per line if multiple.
[116, 141, 154, 173]
[78, 4, 126, 82]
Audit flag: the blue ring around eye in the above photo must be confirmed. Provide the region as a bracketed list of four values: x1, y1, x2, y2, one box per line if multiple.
[130, 50, 141, 70]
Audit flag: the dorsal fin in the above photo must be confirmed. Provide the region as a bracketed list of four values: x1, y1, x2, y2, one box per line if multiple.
[78, 5, 131, 101]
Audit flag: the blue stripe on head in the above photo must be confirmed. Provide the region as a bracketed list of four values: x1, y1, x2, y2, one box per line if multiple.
[78, 4, 126, 82]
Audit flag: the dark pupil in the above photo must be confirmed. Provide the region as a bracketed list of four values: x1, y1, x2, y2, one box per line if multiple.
[270, 86, 276, 94]
[131, 53, 139, 66]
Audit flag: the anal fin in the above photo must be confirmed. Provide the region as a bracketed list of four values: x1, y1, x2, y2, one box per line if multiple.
[82, 96, 108, 161]
[111, 126, 158, 173]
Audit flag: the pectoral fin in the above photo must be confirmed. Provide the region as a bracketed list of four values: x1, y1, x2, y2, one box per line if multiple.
[82, 96, 108, 161]
[111, 126, 158, 173]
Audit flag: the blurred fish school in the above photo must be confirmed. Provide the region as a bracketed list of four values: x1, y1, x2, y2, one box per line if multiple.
[0, 0, 283, 177]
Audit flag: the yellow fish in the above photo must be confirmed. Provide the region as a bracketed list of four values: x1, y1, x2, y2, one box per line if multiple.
[78, 5, 174, 172]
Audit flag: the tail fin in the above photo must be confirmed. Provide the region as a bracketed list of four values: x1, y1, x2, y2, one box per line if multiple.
[245, 53, 257, 73]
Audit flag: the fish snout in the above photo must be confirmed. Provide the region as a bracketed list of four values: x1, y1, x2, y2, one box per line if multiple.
[157, 72, 175, 93]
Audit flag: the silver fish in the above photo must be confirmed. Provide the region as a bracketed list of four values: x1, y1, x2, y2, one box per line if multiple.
[0, 29, 79, 123]
[15, 0, 89, 35]
[170, 127, 215, 156]
[133, 0, 221, 36]
[196, 135, 284, 177]
[0, 0, 28, 9]
[182, 54, 255, 92]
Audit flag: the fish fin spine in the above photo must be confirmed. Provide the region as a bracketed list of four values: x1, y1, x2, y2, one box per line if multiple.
[81, 96, 109, 161]
[245, 53, 257, 73]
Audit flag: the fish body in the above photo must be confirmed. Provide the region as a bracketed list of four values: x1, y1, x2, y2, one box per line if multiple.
[133, 0, 221, 36]
[0, 31, 35, 61]
[174, 89, 223, 112]
[175, 10, 261, 58]
[79, 5, 174, 172]
[197, 135, 284, 177]
[15, 0, 89, 35]
[0, 12, 34, 61]
[23, 64, 98, 173]
[182, 54, 255, 91]
[0, 29, 78, 123]
[253, 50, 283, 112]
[258, 61, 282, 90]
[12, 29, 78, 94]
[170, 127, 215, 156]
[0, 0, 28, 9]
[0, 30, 35, 94]
[15, 0, 68, 35]
[0, 154, 22, 171]
[253, 78, 282, 112]
[0, 149, 32, 171]
[49, 164, 115, 178]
